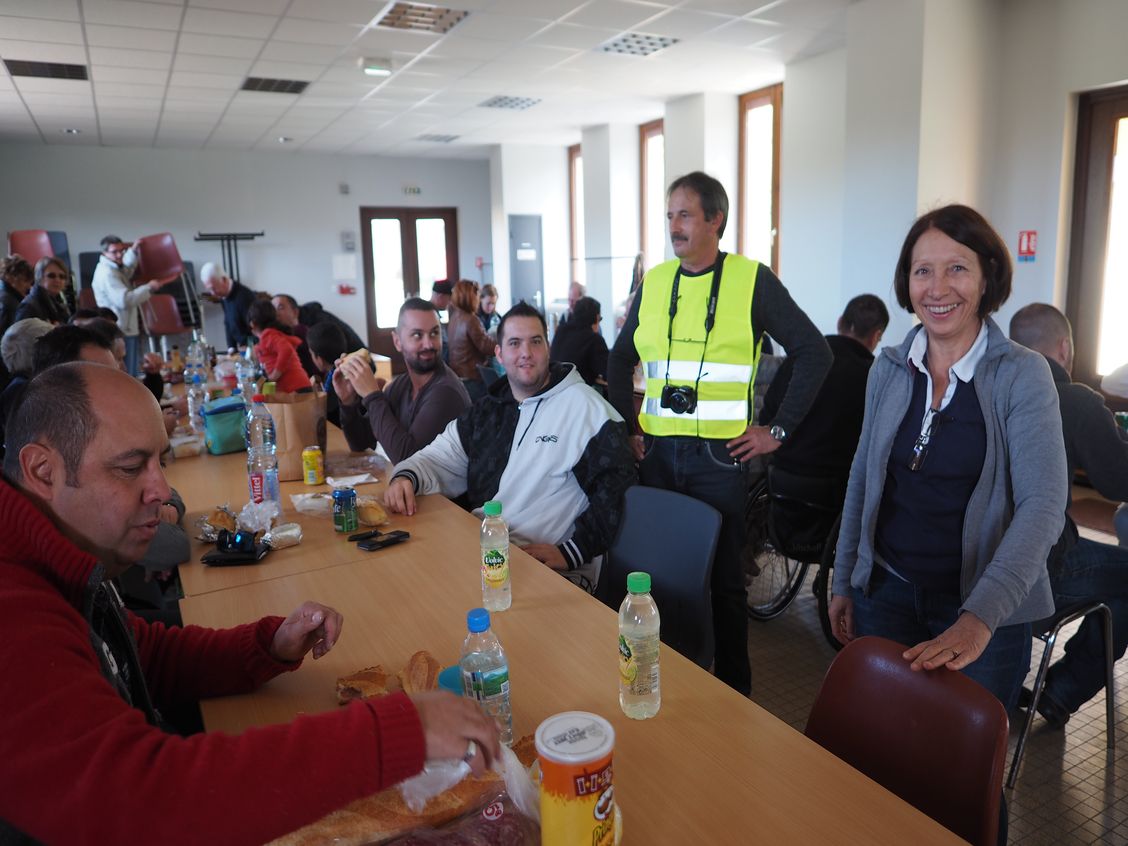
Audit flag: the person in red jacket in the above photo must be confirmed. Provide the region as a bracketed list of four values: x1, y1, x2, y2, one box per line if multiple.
[248, 298, 313, 393]
[0, 362, 499, 846]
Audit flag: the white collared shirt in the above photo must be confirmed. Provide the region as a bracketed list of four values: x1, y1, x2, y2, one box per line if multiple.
[905, 321, 988, 436]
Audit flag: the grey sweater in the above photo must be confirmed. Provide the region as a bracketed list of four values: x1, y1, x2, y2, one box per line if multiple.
[833, 318, 1066, 632]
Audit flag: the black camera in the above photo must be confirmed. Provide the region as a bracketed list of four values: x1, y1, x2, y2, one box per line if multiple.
[660, 384, 697, 415]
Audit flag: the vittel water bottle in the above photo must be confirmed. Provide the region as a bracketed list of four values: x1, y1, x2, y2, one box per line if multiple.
[460, 608, 513, 746]
[480, 500, 511, 612]
[246, 394, 280, 505]
[186, 373, 206, 436]
[619, 571, 660, 719]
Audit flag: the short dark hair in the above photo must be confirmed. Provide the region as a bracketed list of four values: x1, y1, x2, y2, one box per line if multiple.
[33, 324, 113, 374]
[0, 255, 33, 285]
[398, 297, 439, 328]
[1009, 303, 1072, 355]
[497, 301, 548, 343]
[571, 296, 601, 328]
[306, 321, 348, 362]
[3, 363, 97, 486]
[70, 308, 104, 323]
[83, 317, 125, 346]
[99, 235, 123, 251]
[838, 295, 890, 339]
[248, 298, 283, 333]
[273, 293, 299, 309]
[667, 171, 729, 237]
[893, 204, 1012, 319]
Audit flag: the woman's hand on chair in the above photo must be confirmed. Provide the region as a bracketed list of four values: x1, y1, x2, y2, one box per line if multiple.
[903, 612, 991, 672]
[827, 595, 855, 645]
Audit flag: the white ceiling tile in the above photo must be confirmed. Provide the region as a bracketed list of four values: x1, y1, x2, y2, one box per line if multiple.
[21, 93, 94, 110]
[749, 0, 848, 30]
[302, 81, 370, 98]
[95, 96, 164, 111]
[0, 0, 80, 22]
[0, 16, 84, 43]
[0, 39, 86, 63]
[562, 0, 665, 31]
[88, 46, 172, 70]
[89, 66, 154, 83]
[526, 23, 621, 50]
[172, 53, 254, 75]
[189, 0, 290, 14]
[445, 13, 549, 42]
[403, 56, 484, 77]
[683, 0, 775, 14]
[259, 39, 342, 63]
[248, 59, 325, 79]
[177, 32, 265, 58]
[272, 18, 363, 47]
[85, 23, 178, 51]
[165, 85, 230, 100]
[167, 70, 243, 89]
[426, 36, 508, 61]
[493, 44, 579, 67]
[82, 0, 185, 30]
[641, 8, 734, 38]
[182, 7, 280, 39]
[699, 18, 782, 47]
[90, 81, 167, 98]
[286, 0, 384, 26]
[353, 27, 440, 54]
[489, 0, 586, 18]
[12, 77, 92, 94]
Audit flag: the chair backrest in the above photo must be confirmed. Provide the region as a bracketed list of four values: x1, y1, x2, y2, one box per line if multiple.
[805, 636, 1008, 846]
[135, 233, 185, 284]
[77, 288, 98, 311]
[141, 294, 188, 336]
[7, 230, 53, 265]
[596, 485, 721, 668]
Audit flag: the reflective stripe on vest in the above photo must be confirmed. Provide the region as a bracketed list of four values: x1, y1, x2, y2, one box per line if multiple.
[634, 255, 760, 439]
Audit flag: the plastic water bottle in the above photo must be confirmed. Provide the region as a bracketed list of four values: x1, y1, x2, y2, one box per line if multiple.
[186, 373, 206, 436]
[619, 571, 660, 719]
[460, 608, 513, 746]
[235, 358, 256, 407]
[246, 394, 280, 505]
[480, 500, 511, 612]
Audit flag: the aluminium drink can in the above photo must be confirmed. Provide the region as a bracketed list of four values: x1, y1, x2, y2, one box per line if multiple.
[302, 445, 325, 485]
[332, 487, 358, 533]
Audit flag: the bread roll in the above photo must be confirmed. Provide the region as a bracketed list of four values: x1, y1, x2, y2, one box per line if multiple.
[336, 665, 392, 705]
[397, 651, 440, 694]
[357, 496, 389, 527]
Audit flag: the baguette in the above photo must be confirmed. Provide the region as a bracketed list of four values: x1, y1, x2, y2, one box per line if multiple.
[397, 651, 440, 694]
[336, 665, 392, 705]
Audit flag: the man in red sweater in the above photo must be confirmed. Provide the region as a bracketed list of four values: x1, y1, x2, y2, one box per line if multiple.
[0, 363, 499, 845]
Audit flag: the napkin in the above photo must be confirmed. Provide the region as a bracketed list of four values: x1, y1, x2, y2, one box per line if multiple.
[326, 473, 380, 487]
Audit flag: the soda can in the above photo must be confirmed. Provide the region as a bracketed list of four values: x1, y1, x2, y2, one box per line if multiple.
[332, 487, 358, 533]
[535, 711, 619, 846]
[302, 445, 325, 485]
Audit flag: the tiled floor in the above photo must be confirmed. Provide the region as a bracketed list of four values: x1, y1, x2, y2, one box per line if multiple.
[747, 567, 1128, 845]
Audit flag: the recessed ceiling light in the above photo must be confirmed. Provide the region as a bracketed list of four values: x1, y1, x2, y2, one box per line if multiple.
[359, 57, 393, 78]
[599, 32, 679, 57]
[62, 128, 82, 135]
[277, 136, 293, 144]
[479, 95, 541, 111]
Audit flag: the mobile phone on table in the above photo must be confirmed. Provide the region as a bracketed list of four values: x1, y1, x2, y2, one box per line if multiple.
[358, 530, 410, 551]
[348, 529, 382, 542]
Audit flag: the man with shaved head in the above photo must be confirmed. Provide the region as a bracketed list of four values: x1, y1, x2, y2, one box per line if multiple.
[1010, 303, 1128, 727]
[0, 364, 499, 844]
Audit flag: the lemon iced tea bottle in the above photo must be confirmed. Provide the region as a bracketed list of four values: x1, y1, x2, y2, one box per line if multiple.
[480, 500, 511, 611]
[618, 571, 660, 719]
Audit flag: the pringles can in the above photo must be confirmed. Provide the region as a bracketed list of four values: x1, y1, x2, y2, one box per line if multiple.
[535, 711, 619, 846]
[302, 445, 325, 485]
[332, 487, 358, 533]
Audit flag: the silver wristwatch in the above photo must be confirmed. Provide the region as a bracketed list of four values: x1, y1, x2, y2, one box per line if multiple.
[769, 424, 787, 443]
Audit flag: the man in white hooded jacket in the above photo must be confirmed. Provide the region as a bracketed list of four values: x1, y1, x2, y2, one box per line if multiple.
[385, 302, 635, 591]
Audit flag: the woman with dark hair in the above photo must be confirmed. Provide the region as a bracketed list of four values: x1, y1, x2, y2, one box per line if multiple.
[550, 296, 608, 388]
[14, 256, 70, 325]
[0, 255, 34, 337]
[247, 299, 310, 393]
[828, 204, 1067, 713]
[477, 283, 500, 335]
[447, 279, 496, 401]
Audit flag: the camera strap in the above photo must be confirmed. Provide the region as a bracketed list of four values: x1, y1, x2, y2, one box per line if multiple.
[663, 251, 726, 395]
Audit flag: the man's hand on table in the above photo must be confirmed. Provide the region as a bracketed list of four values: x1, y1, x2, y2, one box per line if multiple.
[521, 543, 568, 571]
[270, 601, 343, 663]
[384, 477, 417, 516]
[411, 690, 501, 776]
[337, 354, 386, 400]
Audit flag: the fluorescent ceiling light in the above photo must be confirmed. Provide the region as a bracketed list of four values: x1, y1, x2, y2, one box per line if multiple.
[360, 57, 393, 77]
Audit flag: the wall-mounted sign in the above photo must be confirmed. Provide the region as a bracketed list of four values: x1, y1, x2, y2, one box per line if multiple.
[403, 185, 422, 195]
[1017, 230, 1037, 263]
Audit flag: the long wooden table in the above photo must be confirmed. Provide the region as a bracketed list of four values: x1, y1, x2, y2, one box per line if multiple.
[173, 436, 962, 843]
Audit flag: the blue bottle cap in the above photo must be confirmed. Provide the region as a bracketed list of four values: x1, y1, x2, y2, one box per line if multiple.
[467, 607, 490, 633]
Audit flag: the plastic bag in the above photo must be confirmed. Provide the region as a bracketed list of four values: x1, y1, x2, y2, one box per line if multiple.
[387, 796, 539, 845]
[238, 499, 280, 533]
[399, 761, 472, 814]
[290, 492, 332, 516]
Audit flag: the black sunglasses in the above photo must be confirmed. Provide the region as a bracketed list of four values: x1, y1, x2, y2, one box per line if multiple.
[909, 410, 946, 472]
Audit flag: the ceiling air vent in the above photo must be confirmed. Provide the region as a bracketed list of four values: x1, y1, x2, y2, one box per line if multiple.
[4, 60, 88, 80]
[599, 33, 679, 56]
[416, 133, 459, 143]
[241, 77, 309, 94]
[479, 95, 540, 111]
[377, 3, 468, 35]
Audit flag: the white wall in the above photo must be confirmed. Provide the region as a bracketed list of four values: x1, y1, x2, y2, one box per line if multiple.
[779, 48, 847, 335]
[0, 143, 493, 344]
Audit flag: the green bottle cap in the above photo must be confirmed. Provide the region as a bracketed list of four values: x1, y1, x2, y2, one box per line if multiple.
[627, 571, 651, 594]
[483, 500, 502, 516]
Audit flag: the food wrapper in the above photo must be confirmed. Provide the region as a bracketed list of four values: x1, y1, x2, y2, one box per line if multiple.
[196, 504, 237, 541]
[326, 473, 381, 488]
[399, 761, 472, 814]
[325, 451, 389, 478]
[387, 796, 539, 845]
[290, 492, 332, 516]
[263, 522, 303, 550]
[238, 499, 280, 533]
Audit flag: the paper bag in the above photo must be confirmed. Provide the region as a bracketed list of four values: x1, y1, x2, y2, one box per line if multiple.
[263, 392, 327, 481]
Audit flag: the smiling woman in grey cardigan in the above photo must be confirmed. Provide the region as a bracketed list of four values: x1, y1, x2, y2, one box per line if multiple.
[828, 205, 1067, 713]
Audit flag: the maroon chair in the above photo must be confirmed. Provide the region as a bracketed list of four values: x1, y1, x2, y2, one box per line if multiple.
[140, 294, 189, 357]
[77, 288, 98, 311]
[7, 230, 54, 264]
[133, 232, 199, 330]
[805, 636, 1008, 846]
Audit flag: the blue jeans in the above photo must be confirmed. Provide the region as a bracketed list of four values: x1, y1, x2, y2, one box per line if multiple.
[125, 334, 143, 378]
[640, 435, 751, 695]
[1045, 537, 1128, 712]
[852, 566, 1032, 712]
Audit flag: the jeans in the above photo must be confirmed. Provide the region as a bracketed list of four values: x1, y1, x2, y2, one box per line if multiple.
[1115, 503, 1128, 547]
[852, 566, 1032, 712]
[640, 435, 751, 695]
[124, 334, 143, 378]
[1045, 537, 1128, 713]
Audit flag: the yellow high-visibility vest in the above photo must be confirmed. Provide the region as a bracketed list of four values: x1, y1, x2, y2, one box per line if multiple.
[634, 254, 760, 439]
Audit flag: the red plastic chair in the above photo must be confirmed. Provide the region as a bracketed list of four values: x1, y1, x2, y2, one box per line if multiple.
[7, 230, 54, 264]
[134, 232, 185, 284]
[77, 288, 98, 311]
[805, 636, 1008, 846]
[140, 293, 189, 356]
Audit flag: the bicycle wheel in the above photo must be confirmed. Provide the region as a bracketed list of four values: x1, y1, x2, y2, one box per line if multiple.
[814, 513, 843, 651]
[744, 476, 809, 621]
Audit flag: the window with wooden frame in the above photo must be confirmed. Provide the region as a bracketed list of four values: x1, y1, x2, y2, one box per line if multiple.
[639, 119, 665, 271]
[738, 83, 782, 271]
[568, 143, 585, 286]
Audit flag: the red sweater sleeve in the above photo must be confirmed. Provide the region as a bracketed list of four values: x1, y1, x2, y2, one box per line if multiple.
[259, 328, 312, 393]
[1, 570, 426, 846]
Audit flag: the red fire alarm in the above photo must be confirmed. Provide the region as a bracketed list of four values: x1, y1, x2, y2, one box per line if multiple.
[1017, 231, 1037, 263]
[337, 283, 356, 295]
